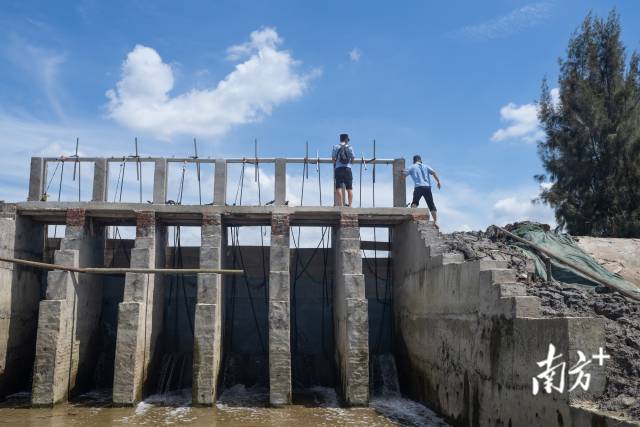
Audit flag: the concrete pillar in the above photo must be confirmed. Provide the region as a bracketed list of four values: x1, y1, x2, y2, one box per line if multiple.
[213, 159, 227, 206]
[32, 209, 105, 405]
[192, 213, 223, 405]
[392, 158, 406, 208]
[0, 204, 44, 398]
[274, 158, 286, 206]
[28, 157, 46, 201]
[333, 213, 369, 406]
[269, 213, 291, 405]
[153, 159, 168, 204]
[92, 159, 109, 202]
[113, 211, 167, 405]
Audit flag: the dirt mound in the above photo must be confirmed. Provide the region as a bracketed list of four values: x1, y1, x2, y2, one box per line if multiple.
[527, 281, 640, 419]
[442, 224, 640, 420]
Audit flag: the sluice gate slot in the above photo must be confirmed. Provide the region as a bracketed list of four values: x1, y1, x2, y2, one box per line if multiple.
[145, 226, 200, 397]
[289, 226, 336, 401]
[360, 227, 396, 397]
[86, 226, 134, 395]
[220, 226, 270, 399]
[0, 211, 45, 400]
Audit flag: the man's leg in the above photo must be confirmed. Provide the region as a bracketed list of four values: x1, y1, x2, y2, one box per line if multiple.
[410, 187, 421, 208]
[347, 189, 353, 207]
[336, 187, 344, 207]
[425, 187, 438, 228]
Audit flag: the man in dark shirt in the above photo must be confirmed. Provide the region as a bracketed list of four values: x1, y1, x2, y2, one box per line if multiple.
[332, 133, 355, 207]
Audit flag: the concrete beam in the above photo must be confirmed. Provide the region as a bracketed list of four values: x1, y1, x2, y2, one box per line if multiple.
[392, 158, 406, 208]
[113, 211, 167, 405]
[193, 213, 223, 405]
[274, 158, 286, 206]
[153, 159, 168, 204]
[28, 157, 46, 202]
[92, 159, 109, 202]
[269, 213, 291, 405]
[333, 213, 369, 406]
[31, 209, 105, 405]
[213, 159, 227, 206]
[16, 202, 424, 227]
[0, 206, 44, 398]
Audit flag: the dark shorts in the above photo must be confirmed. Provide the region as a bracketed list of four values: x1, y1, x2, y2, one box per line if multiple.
[334, 167, 353, 190]
[412, 186, 436, 211]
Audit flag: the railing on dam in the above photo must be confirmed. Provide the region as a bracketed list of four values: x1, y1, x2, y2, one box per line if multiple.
[27, 156, 407, 207]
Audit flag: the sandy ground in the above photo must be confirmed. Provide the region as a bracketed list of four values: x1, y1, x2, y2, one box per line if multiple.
[576, 237, 640, 289]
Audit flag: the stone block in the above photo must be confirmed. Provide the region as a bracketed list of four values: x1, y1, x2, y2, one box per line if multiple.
[269, 271, 289, 301]
[197, 273, 220, 305]
[45, 270, 71, 300]
[269, 351, 291, 406]
[269, 244, 290, 272]
[193, 303, 220, 405]
[130, 247, 152, 268]
[123, 272, 149, 303]
[113, 302, 143, 405]
[342, 274, 365, 299]
[31, 300, 66, 406]
[346, 298, 368, 350]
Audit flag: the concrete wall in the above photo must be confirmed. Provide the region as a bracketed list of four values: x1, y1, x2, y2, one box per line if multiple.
[269, 214, 291, 405]
[31, 209, 106, 405]
[193, 214, 223, 405]
[333, 214, 369, 406]
[0, 204, 44, 397]
[392, 218, 632, 427]
[112, 211, 167, 405]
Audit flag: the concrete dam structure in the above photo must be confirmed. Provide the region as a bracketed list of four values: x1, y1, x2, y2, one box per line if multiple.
[0, 156, 636, 426]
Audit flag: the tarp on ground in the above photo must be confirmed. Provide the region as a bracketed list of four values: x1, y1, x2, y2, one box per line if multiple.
[507, 223, 640, 299]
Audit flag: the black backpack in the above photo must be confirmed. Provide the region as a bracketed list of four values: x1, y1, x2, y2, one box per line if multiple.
[337, 145, 352, 164]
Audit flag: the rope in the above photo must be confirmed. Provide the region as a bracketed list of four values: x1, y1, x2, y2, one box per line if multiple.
[44, 159, 62, 195]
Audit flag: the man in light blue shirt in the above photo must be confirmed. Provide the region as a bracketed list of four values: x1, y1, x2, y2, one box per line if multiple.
[403, 154, 442, 227]
[332, 133, 355, 207]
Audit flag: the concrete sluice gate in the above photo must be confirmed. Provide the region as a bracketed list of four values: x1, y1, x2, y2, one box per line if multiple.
[0, 156, 635, 427]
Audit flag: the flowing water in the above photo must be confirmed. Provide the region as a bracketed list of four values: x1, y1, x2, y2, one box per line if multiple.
[0, 355, 450, 426]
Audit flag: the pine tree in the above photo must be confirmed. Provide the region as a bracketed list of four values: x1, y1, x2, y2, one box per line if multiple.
[537, 10, 640, 237]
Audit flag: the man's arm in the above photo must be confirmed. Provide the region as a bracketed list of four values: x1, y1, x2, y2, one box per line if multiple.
[430, 169, 442, 189]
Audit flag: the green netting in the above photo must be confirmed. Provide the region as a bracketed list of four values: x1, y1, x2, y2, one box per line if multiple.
[508, 223, 640, 299]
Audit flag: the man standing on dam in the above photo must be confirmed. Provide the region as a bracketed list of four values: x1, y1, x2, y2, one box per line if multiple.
[332, 133, 355, 207]
[403, 154, 442, 228]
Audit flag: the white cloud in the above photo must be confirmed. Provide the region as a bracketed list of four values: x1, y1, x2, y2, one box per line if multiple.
[449, 2, 551, 41]
[490, 185, 555, 227]
[491, 86, 560, 143]
[491, 102, 543, 143]
[349, 48, 362, 62]
[106, 27, 318, 139]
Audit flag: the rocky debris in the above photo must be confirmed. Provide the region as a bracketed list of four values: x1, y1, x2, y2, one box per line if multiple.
[442, 225, 535, 282]
[442, 223, 640, 421]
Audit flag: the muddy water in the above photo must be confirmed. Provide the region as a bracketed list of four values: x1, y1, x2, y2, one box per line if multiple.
[0, 387, 450, 427]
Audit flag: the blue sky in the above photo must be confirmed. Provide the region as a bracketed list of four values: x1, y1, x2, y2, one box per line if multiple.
[1, 0, 639, 232]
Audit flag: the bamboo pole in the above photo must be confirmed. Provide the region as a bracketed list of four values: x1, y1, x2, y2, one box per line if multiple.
[494, 226, 640, 301]
[0, 255, 242, 276]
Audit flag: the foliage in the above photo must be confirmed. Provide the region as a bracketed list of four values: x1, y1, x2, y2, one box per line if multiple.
[537, 10, 640, 236]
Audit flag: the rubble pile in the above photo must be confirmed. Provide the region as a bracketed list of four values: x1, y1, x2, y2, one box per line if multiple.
[442, 225, 537, 281]
[442, 224, 640, 420]
[528, 280, 640, 418]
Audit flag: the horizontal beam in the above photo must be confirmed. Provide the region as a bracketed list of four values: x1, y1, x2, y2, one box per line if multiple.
[40, 157, 397, 165]
[15, 202, 421, 227]
[360, 240, 391, 251]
